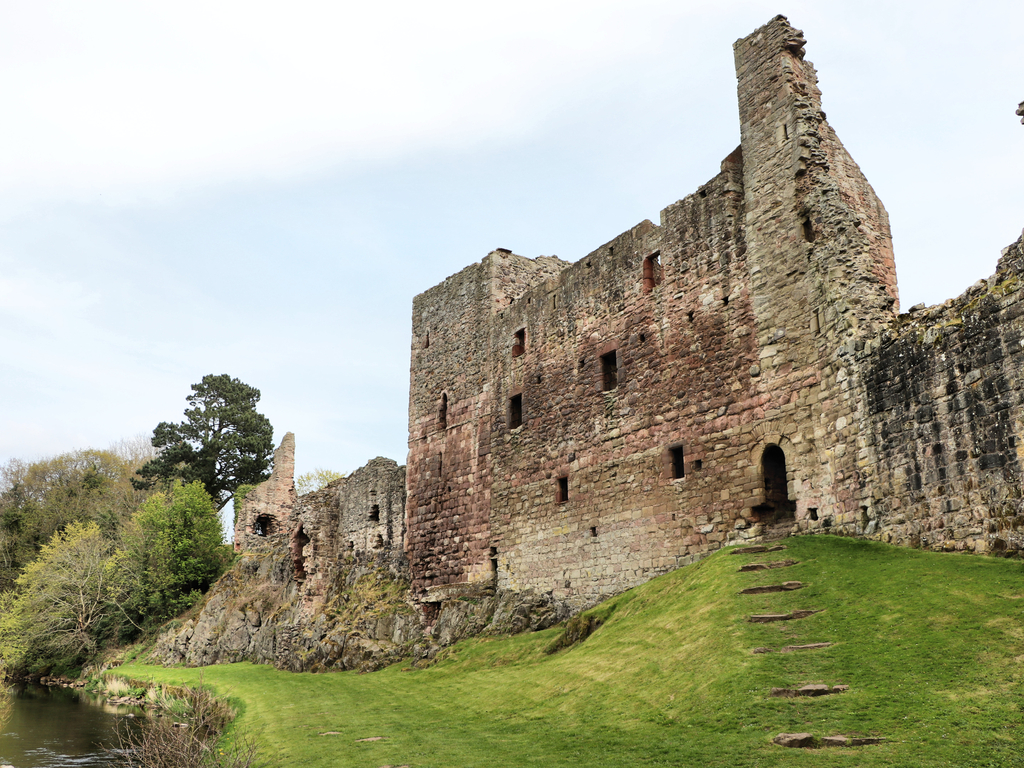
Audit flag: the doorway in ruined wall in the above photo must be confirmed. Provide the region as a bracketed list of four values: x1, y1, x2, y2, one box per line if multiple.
[753, 444, 796, 523]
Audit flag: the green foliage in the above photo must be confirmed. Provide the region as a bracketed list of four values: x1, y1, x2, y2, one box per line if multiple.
[134, 375, 274, 510]
[121, 482, 231, 624]
[294, 468, 345, 496]
[0, 521, 125, 671]
[120, 537, 1024, 768]
[232, 484, 256, 528]
[0, 448, 152, 590]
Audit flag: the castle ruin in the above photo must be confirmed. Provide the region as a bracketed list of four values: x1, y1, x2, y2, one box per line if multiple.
[175, 15, 1023, 669]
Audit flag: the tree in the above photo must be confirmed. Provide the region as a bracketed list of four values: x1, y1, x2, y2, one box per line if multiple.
[134, 374, 274, 510]
[120, 481, 231, 624]
[295, 468, 346, 496]
[0, 521, 118, 671]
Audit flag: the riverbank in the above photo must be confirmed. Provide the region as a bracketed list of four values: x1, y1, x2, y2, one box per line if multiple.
[112, 536, 1024, 768]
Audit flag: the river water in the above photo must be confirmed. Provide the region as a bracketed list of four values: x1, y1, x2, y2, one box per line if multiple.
[0, 684, 139, 767]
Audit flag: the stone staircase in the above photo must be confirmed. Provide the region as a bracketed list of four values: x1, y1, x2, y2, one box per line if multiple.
[730, 545, 886, 750]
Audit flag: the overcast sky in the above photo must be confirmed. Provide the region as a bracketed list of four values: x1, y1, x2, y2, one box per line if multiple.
[2, 0, 1022, 485]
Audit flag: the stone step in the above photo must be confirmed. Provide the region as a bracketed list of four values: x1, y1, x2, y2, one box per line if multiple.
[748, 609, 822, 623]
[774, 733, 885, 748]
[739, 581, 803, 594]
[823, 736, 885, 747]
[729, 545, 788, 555]
[770, 684, 850, 698]
[739, 559, 798, 572]
[750, 642, 833, 654]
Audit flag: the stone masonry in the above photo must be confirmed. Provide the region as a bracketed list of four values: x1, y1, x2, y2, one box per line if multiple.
[404, 15, 1024, 615]
[198, 16, 1023, 667]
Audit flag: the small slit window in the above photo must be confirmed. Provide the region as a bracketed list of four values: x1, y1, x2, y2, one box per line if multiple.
[643, 252, 662, 294]
[669, 446, 685, 479]
[512, 328, 526, 357]
[509, 394, 523, 429]
[439, 393, 448, 430]
[556, 476, 569, 504]
[370, 504, 380, 522]
[601, 351, 618, 391]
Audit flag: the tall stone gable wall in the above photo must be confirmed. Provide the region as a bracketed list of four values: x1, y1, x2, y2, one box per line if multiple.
[404, 15, 921, 611]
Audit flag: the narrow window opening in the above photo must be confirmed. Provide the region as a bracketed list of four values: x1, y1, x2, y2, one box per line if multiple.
[437, 452, 443, 477]
[860, 506, 870, 527]
[535, 374, 542, 384]
[639, 333, 646, 343]
[808, 507, 819, 521]
[578, 357, 586, 371]
[589, 526, 597, 538]
[370, 504, 380, 522]
[608, 246, 614, 255]
[439, 393, 448, 430]
[424, 331, 430, 349]
[374, 534, 384, 549]
[527, 297, 531, 304]
[642, 252, 662, 294]
[694, 459, 703, 471]
[556, 476, 569, 504]
[687, 311, 695, 322]
[723, 295, 730, 306]
[253, 515, 273, 537]
[291, 526, 310, 581]
[671, 513, 677, 521]
[699, 189, 708, 199]
[802, 218, 816, 243]
[509, 394, 523, 429]
[601, 351, 618, 391]
[489, 546, 498, 575]
[810, 308, 821, 335]
[552, 295, 558, 309]
[669, 445, 685, 479]
[512, 328, 526, 357]
[348, 541, 355, 550]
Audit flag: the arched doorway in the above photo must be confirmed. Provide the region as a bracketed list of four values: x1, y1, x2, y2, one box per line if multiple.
[752, 444, 795, 522]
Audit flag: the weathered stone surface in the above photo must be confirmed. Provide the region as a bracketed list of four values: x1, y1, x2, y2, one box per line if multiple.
[739, 581, 803, 594]
[739, 560, 798, 572]
[748, 609, 821, 623]
[780, 642, 832, 652]
[773, 733, 816, 748]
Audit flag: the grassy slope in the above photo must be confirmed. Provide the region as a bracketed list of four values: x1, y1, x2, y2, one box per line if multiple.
[118, 537, 1024, 767]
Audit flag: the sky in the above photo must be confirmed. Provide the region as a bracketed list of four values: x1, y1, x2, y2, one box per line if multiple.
[2, 0, 1022, 483]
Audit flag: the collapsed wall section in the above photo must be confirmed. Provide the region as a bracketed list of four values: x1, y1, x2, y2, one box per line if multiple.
[865, 233, 1024, 553]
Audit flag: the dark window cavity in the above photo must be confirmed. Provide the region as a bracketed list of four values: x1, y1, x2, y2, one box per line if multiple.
[439, 393, 448, 430]
[370, 504, 380, 522]
[601, 351, 618, 391]
[669, 445, 685, 479]
[253, 515, 273, 537]
[509, 394, 523, 428]
[556, 476, 569, 504]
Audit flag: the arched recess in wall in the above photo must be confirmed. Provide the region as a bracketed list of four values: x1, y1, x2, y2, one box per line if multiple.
[290, 525, 310, 581]
[750, 437, 796, 523]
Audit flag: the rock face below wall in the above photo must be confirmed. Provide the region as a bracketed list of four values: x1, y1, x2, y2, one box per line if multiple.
[154, 440, 572, 672]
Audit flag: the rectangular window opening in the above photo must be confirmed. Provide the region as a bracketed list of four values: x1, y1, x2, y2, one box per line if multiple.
[601, 351, 618, 391]
[556, 476, 569, 504]
[509, 394, 523, 429]
[643, 252, 662, 294]
[589, 526, 597, 538]
[694, 459, 703, 471]
[512, 328, 526, 357]
[670, 446, 685, 479]
[370, 504, 380, 522]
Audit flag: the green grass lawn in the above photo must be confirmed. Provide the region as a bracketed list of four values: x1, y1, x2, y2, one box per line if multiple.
[117, 536, 1024, 767]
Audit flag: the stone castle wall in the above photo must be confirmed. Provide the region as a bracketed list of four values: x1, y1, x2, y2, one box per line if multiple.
[217, 16, 1024, 656]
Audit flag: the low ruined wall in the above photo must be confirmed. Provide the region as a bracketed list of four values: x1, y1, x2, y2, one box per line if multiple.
[864, 232, 1024, 554]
